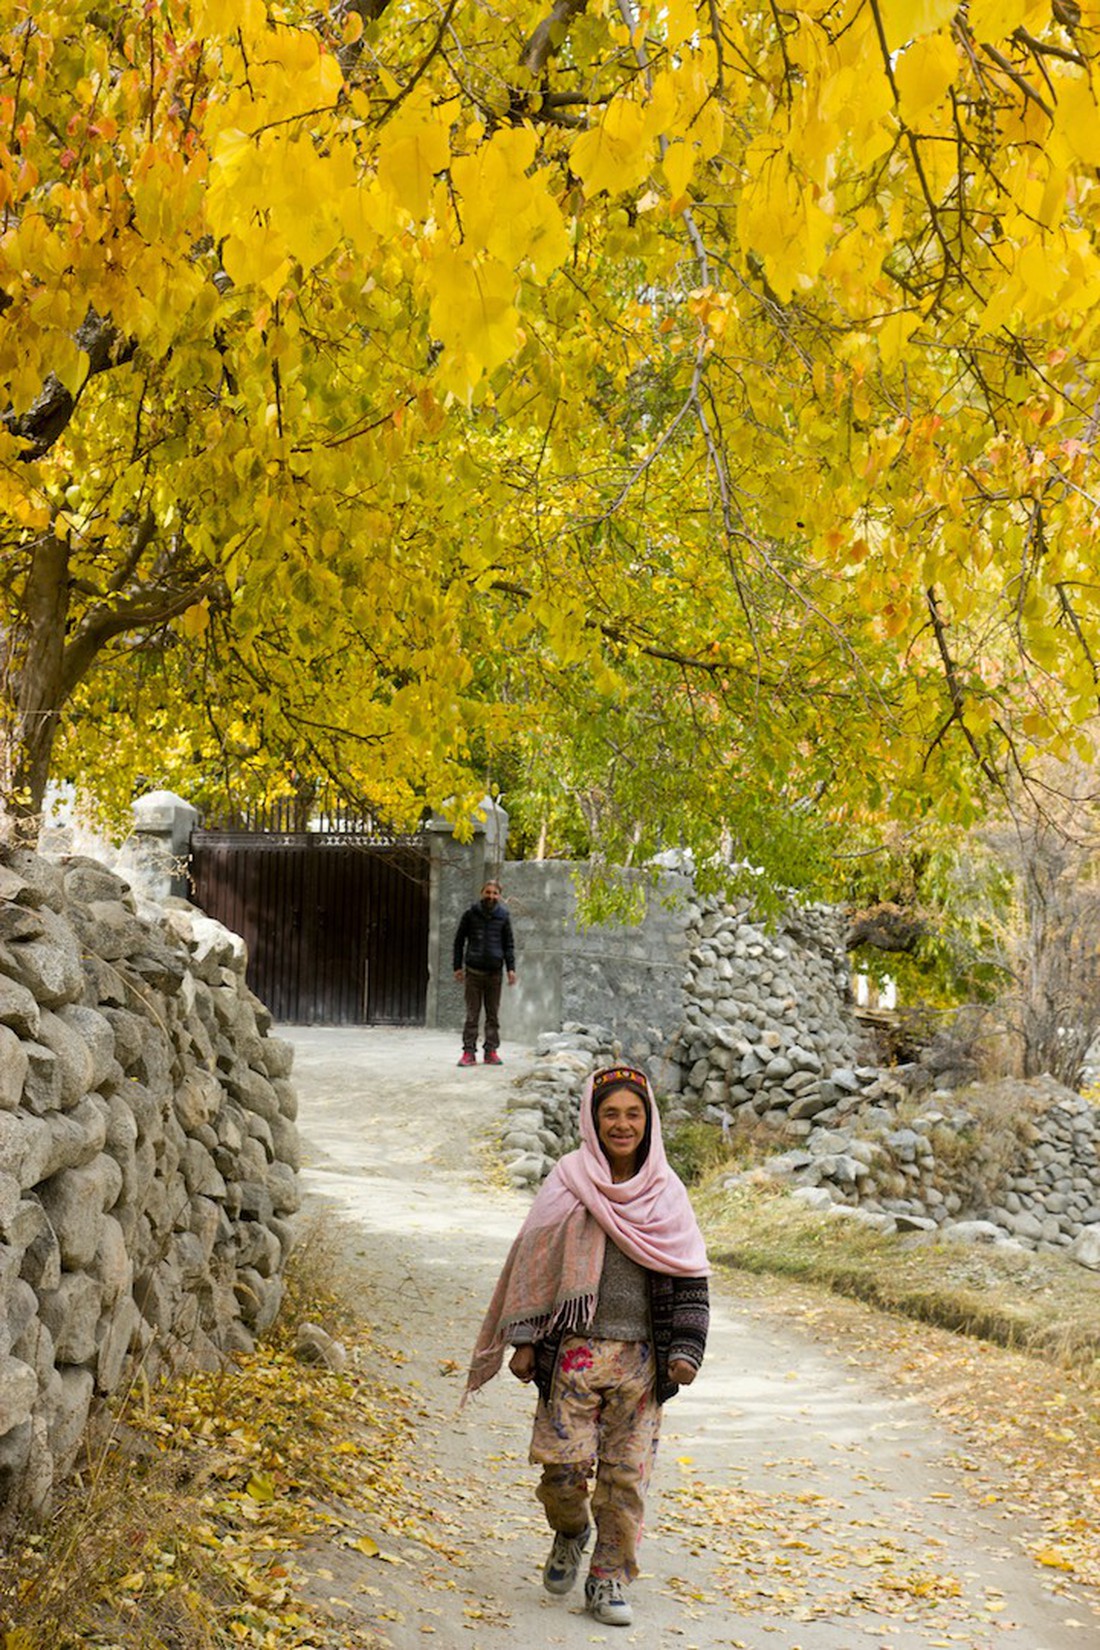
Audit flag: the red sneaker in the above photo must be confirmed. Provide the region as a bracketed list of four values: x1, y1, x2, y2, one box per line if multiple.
[457, 1051, 477, 1067]
[483, 1050, 503, 1065]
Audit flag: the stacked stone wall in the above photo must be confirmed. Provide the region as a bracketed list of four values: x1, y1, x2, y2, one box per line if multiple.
[499, 895, 875, 1185]
[752, 1076, 1100, 1266]
[0, 846, 300, 1513]
[672, 899, 871, 1122]
[496, 893, 1100, 1270]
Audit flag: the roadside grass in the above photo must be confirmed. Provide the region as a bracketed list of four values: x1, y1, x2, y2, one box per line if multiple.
[0, 1219, 406, 1650]
[693, 1171, 1100, 1380]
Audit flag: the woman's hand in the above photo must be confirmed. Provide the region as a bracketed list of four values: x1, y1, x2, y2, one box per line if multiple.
[668, 1358, 697, 1387]
[509, 1344, 536, 1383]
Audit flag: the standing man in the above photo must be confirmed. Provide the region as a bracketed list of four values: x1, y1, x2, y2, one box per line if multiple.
[453, 879, 516, 1066]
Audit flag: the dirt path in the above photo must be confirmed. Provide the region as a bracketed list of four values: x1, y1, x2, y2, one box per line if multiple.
[287, 1026, 1099, 1650]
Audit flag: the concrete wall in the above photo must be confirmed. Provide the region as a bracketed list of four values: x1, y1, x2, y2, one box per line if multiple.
[470, 861, 695, 1062]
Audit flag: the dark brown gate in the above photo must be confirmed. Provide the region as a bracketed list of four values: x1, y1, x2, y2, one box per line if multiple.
[189, 821, 429, 1026]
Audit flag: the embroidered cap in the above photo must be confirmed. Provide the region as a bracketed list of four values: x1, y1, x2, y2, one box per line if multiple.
[591, 1065, 650, 1111]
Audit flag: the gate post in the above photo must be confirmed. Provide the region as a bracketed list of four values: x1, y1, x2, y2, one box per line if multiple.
[424, 797, 509, 1032]
[128, 790, 200, 900]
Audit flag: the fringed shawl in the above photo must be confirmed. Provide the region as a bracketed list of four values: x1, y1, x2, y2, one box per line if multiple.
[464, 1069, 710, 1399]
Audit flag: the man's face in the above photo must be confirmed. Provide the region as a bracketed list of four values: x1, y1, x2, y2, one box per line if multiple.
[481, 882, 500, 907]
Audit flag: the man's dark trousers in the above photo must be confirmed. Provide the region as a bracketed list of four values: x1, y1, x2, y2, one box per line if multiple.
[463, 967, 503, 1054]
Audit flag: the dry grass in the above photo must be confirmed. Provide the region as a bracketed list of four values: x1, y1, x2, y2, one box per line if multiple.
[0, 1385, 234, 1649]
[0, 1218, 401, 1650]
[694, 1175, 1100, 1376]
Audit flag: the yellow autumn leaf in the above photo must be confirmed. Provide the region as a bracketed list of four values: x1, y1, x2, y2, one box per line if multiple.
[570, 98, 652, 198]
[968, 0, 1043, 35]
[878, 310, 922, 365]
[258, 23, 344, 115]
[429, 250, 520, 383]
[663, 0, 700, 49]
[451, 127, 537, 240]
[205, 125, 253, 191]
[281, 205, 343, 273]
[1051, 70, 1100, 166]
[878, 0, 958, 48]
[739, 141, 833, 300]
[352, 1534, 381, 1555]
[522, 188, 571, 279]
[691, 94, 725, 161]
[662, 140, 695, 200]
[52, 337, 88, 398]
[221, 228, 294, 300]
[180, 600, 211, 638]
[334, 177, 386, 259]
[192, 0, 266, 36]
[449, 129, 568, 276]
[377, 117, 450, 219]
[894, 33, 958, 122]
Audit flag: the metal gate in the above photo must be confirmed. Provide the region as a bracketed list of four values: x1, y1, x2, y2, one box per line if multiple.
[189, 826, 430, 1026]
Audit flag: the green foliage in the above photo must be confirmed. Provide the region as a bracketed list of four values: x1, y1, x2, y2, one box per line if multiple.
[665, 1119, 741, 1186]
[839, 827, 1017, 1009]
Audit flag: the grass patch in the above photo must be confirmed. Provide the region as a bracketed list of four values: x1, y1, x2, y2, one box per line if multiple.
[695, 1176, 1100, 1378]
[664, 1118, 742, 1185]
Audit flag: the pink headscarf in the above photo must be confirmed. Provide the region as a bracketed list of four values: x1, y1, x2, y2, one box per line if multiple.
[555, 1067, 710, 1274]
[465, 1066, 709, 1397]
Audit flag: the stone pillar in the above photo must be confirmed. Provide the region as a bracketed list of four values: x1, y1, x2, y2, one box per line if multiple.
[424, 798, 509, 1031]
[128, 790, 200, 901]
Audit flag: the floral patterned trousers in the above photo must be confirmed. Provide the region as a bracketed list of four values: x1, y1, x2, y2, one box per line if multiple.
[529, 1335, 662, 1583]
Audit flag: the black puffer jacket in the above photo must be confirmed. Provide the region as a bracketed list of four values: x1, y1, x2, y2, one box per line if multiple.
[453, 899, 515, 973]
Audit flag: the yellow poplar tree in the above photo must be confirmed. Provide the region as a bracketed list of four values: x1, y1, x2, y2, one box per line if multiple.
[2, 0, 1099, 878]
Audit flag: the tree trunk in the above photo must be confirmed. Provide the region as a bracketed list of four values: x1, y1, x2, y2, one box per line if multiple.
[1, 532, 71, 818]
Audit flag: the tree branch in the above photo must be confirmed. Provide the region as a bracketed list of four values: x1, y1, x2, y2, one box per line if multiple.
[3, 309, 136, 459]
[61, 572, 225, 699]
[521, 0, 590, 76]
[925, 585, 1001, 785]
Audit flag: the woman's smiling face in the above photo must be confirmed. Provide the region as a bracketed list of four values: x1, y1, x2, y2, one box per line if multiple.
[596, 1087, 648, 1177]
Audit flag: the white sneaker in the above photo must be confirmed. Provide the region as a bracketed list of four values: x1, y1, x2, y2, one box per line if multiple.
[542, 1524, 591, 1594]
[584, 1575, 632, 1626]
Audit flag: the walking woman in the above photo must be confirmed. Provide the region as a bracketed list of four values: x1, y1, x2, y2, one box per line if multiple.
[465, 1064, 710, 1626]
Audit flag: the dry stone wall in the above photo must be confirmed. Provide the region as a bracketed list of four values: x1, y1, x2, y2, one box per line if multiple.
[749, 1075, 1100, 1268]
[499, 898, 874, 1185]
[499, 894, 1100, 1271]
[671, 900, 870, 1122]
[0, 846, 300, 1514]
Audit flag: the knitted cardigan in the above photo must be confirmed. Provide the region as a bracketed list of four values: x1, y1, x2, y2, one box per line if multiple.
[531, 1268, 710, 1406]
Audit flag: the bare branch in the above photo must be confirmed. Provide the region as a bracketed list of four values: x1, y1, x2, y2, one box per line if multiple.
[925, 586, 1001, 786]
